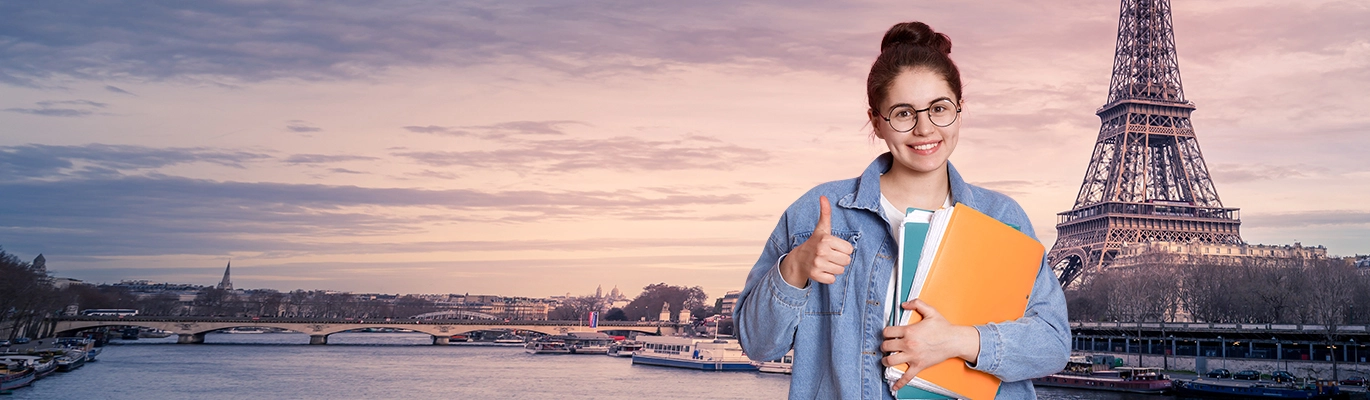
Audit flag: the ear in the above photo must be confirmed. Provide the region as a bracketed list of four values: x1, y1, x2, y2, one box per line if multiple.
[867, 109, 886, 140]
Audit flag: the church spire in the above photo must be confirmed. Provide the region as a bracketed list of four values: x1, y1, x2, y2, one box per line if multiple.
[217, 261, 233, 290]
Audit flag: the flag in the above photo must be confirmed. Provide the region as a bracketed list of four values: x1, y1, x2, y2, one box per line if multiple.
[589, 311, 599, 328]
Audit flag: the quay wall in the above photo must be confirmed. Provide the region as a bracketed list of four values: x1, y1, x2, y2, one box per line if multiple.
[1077, 351, 1370, 380]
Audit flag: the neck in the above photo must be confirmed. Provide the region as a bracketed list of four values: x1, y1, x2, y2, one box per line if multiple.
[880, 160, 950, 211]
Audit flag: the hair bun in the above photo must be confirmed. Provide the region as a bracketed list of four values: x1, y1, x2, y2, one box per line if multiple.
[880, 22, 952, 55]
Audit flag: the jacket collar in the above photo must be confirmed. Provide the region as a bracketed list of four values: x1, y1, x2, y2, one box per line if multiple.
[839, 152, 975, 212]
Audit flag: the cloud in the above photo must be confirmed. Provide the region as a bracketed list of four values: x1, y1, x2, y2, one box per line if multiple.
[5, 108, 93, 117]
[0, 174, 751, 257]
[394, 134, 768, 172]
[104, 85, 136, 95]
[404, 120, 583, 138]
[4, 99, 109, 117]
[283, 154, 379, 164]
[327, 168, 365, 174]
[1243, 210, 1370, 229]
[0, 144, 272, 180]
[1209, 163, 1317, 183]
[0, 1, 879, 84]
[286, 124, 322, 133]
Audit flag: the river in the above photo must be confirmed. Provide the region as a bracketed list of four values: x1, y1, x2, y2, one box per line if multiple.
[7, 332, 1177, 399]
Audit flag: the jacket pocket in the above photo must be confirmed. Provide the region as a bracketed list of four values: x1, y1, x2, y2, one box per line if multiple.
[791, 229, 860, 316]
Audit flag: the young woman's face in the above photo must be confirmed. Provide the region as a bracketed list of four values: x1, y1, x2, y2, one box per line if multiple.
[869, 68, 961, 175]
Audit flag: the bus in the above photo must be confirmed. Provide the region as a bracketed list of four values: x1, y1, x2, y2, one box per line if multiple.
[80, 309, 139, 317]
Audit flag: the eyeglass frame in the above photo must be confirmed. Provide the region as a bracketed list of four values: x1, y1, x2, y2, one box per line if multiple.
[873, 98, 962, 133]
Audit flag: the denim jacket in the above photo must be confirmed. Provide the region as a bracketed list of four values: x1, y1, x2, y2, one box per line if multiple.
[735, 153, 1070, 399]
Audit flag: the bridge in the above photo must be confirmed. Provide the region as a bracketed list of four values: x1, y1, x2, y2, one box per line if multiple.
[50, 316, 683, 345]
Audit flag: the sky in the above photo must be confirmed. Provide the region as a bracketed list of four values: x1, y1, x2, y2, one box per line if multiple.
[1, 0, 1368, 301]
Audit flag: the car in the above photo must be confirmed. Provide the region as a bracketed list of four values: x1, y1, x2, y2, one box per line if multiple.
[1234, 370, 1261, 380]
[1271, 371, 1296, 383]
[1207, 368, 1232, 379]
[0, 339, 10, 347]
[12, 337, 30, 344]
[1340, 376, 1368, 386]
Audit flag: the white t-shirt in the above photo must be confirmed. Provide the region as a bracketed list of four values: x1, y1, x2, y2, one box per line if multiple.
[879, 193, 952, 325]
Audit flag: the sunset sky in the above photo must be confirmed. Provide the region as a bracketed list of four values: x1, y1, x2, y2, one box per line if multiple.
[2, 0, 1367, 301]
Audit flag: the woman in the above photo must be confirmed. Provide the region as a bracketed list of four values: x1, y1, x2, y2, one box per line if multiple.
[734, 22, 1070, 399]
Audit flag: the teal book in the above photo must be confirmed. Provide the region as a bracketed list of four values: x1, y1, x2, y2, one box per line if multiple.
[890, 208, 951, 400]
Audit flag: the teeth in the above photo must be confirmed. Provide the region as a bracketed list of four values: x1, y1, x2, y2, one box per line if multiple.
[912, 142, 937, 151]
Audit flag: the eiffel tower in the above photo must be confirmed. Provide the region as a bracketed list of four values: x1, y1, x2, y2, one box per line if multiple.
[1048, 0, 1243, 288]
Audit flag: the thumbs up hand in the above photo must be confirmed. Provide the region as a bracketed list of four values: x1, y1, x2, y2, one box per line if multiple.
[780, 196, 855, 288]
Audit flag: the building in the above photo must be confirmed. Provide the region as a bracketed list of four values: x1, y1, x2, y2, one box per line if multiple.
[720, 290, 740, 317]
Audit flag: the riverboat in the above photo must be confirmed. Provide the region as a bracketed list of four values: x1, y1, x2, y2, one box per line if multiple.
[1030, 358, 1170, 394]
[0, 356, 56, 379]
[631, 336, 757, 371]
[1172, 378, 1342, 399]
[55, 349, 86, 372]
[524, 340, 570, 354]
[223, 327, 267, 334]
[755, 351, 794, 374]
[607, 340, 643, 357]
[557, 332, 613, 355]
[0, 361, 36, 391]
[139, 329, 174, 339]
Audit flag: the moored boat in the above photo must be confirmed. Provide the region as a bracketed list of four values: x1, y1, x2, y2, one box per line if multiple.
[139, 328, 174, 339]
[524, 340, 570, 354]
[1172, 378, 1342, 399]
[55, 349, 87, 372]
[755, 351, 794, 374]
[0, 356, 56, 379]
[0, 362, 36, 390]
[1030, 357, 1170, 394]
[558, 332, 613, 355]
[607, 340, 643, 357]
[631, 336, 757, 371]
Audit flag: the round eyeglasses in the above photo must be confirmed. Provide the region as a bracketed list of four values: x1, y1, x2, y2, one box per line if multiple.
[877, 99, 961, 132]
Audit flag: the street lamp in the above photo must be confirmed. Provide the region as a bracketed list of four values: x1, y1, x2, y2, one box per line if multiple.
[1219, 335, 1226, 368]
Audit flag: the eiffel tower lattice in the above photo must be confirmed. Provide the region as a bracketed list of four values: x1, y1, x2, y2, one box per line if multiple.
[1048, 0, 1243, 288]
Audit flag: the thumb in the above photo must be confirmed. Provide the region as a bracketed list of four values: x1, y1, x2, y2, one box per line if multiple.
[905, 299, 941, 319]
[815, 195, 833, 234]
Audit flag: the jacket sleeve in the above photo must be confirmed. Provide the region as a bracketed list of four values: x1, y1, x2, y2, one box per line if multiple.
[968, 208, 1072, 382]
[734, 212, 810, 362]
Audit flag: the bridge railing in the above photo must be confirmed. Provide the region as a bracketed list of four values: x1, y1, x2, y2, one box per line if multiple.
[1071, 321, 1370, 332]
[53, 316, 678, 327]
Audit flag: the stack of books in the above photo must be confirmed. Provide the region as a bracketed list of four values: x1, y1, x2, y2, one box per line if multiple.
[884, 204, 1045, 399]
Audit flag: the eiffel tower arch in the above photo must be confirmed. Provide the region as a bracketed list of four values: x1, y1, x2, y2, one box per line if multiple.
[1048, 0, 1243, 288]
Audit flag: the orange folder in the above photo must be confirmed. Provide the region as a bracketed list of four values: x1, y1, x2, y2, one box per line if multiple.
[888, 203, 1045, 399]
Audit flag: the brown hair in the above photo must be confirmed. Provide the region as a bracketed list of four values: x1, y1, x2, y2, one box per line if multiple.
[866, 22, 962, 115]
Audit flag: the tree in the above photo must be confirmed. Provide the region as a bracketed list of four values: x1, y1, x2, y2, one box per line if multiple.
[605, 308, 627, 321]
[623, 283, 707, 321]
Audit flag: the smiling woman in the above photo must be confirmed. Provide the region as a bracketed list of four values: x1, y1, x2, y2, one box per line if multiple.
[733, 21, 1070, 399]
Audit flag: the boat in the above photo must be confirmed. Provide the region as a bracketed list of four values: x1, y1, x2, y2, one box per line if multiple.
[631, 336, 758, 371]
[222, 327, 267, 334]
[1030, 357, 1170, 394]
[556, 332, 613, 355]
[0, 356, 57, 379]
[607, 340, 643, 357]
[139, 328, 174, 339]
[524, 340, 570, 354]
[55, 349, 87, 372]
[1172, 378, 1342, 399]
[755, 351, 794, 374]
[0, 362, 36, 391]
[85, 346, 102, 362]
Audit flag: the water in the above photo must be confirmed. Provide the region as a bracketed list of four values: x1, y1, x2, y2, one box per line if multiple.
[6, 332, 1177, 399]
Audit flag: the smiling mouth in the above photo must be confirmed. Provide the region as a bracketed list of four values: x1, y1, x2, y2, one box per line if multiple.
[910, 142, 939, 151]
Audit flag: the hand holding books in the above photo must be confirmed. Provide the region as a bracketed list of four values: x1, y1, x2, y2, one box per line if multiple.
[779, 196, 855, 288]
[880, 299, 981, 391]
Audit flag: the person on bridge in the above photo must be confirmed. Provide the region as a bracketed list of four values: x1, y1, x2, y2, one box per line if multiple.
[734, 21, 1071, 399]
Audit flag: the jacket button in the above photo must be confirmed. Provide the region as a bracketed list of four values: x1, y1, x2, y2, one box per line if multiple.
[866, 299, 880, 306]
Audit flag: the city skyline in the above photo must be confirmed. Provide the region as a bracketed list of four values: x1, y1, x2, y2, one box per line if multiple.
[2, 0, 1368, 299]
